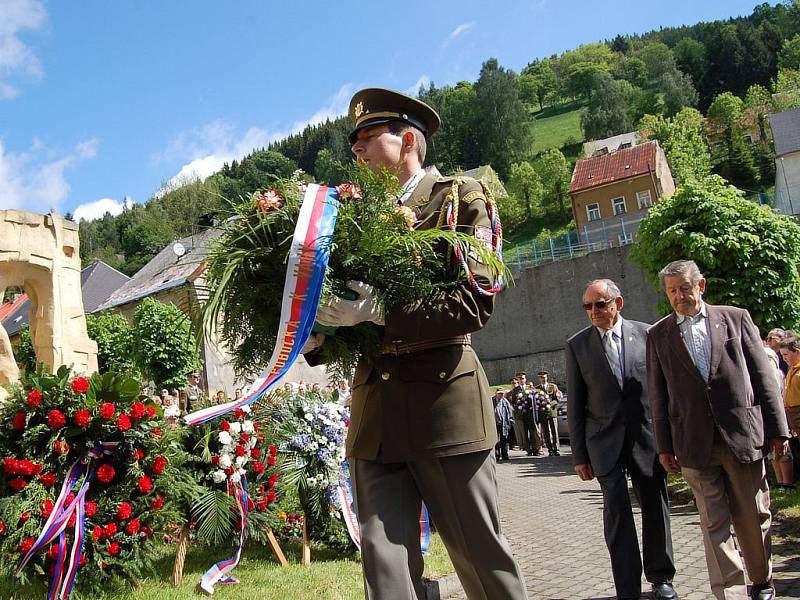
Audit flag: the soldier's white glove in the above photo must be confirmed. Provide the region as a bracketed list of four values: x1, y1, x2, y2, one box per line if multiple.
[301, 332, 325, 354]
[315, 280, 385, 327]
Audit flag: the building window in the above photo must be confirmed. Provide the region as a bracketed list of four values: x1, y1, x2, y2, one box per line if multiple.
[618, 232, 634, 245]
[636, 190, 652, 209]
[612, 196, 627, 215]
[586, 203, 601, 221]
[743, 134, 754, 145]
[618, 142, 632, 150]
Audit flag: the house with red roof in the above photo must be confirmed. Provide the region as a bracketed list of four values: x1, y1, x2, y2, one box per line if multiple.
[568, 139, 675, 246]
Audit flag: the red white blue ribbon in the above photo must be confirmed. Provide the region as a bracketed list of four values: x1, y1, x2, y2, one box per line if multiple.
[184, 184, 340, 426]
[15, 441, 119, 600]
[445, 195, 504, 297]
[197, 476, 249, 595]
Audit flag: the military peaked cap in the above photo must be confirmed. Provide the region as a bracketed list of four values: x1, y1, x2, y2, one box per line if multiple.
[538, 371, 549, 376]
[348, 87, 441, 144]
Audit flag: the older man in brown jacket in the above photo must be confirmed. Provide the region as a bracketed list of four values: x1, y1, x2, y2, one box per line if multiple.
[646, 260, 790, 600]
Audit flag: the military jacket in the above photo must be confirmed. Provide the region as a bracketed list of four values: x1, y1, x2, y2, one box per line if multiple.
[345, 172, 498, 462]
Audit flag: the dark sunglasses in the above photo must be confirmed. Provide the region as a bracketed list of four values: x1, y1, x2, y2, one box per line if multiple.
[582, 298, 616, 311]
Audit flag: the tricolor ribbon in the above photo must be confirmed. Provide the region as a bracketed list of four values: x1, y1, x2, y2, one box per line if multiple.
[197, 476, 249, 595]
[337, 463, 430, 555]
[15, 441, 119, 600]
[185, 184, 340, 426]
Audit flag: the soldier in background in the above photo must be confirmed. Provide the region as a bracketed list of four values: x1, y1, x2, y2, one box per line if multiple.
[536, 371, 562, 456]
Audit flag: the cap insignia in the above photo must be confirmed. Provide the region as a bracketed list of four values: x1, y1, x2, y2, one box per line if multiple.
[354, 101, 365, 118]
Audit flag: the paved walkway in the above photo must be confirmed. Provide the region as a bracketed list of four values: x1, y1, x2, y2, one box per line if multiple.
[448, 446, 800, 599]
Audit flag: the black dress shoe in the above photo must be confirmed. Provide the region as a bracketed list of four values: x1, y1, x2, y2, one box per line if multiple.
[652, 582, 678, 599]
[751, 582, 775, 600]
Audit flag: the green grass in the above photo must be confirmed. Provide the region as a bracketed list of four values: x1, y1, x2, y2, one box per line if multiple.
[530, 102, 586, 156]
[1, 534, 454, 600]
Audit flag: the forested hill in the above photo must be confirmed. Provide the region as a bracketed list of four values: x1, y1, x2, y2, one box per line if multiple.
[77, 2, 800, 277]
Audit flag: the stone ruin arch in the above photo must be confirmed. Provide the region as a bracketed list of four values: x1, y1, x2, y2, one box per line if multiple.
[0, 210, 98, 398]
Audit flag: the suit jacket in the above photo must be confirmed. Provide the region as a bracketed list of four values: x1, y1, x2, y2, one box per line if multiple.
[345, 173, 497, 462]
[565, 318, 657, 478]
[646, 304, 790, 469]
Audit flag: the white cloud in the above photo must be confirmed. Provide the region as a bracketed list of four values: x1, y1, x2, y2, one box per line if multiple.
[405, 75, 431, 96]
[72, 196, 133, 222]
[159, 83, 355, 193]
[442, 22, 475, 48]
[0, 137, 99, 214]
[0, 0, 47, 99]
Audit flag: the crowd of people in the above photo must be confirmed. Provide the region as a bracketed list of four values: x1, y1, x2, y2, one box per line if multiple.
[491, 370, 563, 462]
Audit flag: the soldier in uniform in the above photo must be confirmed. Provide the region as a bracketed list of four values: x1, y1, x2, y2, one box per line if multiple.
[535, 370, 562, 456]
[312, 88, 527, 600]
[512, 371, 541, 456]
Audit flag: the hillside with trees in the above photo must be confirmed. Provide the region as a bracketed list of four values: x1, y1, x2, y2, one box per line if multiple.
[77, 1, 800, 276]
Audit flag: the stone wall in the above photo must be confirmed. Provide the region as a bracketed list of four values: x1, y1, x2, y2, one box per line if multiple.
[472, 245, 662, 388]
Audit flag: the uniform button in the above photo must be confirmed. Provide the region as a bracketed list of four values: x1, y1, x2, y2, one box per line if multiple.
[439, 372, 447, 379]
[381, 372, 390, 381]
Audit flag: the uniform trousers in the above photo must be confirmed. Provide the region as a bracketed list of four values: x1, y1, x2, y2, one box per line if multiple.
[350, 450, 528, 600]
[540, 414, 559, 454]
[521, 412, 541, 454]
[681, 435, 773, 600]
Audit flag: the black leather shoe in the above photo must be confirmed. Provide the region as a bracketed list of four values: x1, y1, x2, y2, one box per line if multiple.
[652, 582, 678, 599]
[751, 582, 775, 600]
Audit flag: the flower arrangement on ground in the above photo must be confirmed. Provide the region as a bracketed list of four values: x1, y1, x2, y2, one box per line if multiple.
[200, 164, 506, 379]
[0, 367, 181, 597]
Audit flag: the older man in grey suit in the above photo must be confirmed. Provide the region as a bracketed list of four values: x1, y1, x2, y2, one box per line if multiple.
[566, 279, 677, 600]
[647, 260, 790, 600]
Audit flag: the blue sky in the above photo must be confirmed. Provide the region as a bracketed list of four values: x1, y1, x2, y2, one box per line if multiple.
[1, 0, 764, 221]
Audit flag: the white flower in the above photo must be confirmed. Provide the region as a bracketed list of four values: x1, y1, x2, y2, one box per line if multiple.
[235, 456, 247, 467]
[241, 405, 251, 414]
[242, 420, 255, 433]
[230, 471, 241, 483]
[218, 431, 233, 446]
[219, 454, 233, 469]
[229, 422, 242, 435]
[249, 438, 257, 449]
[211, 470, 227, 484]
[304, 412, 314, 422]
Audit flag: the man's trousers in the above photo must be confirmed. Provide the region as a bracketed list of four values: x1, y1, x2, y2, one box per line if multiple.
[350, 450, 528, 600]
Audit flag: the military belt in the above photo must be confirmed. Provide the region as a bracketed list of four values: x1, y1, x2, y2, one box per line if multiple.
[380, 334, 471, 356]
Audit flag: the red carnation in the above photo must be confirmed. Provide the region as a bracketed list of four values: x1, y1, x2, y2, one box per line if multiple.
[116, 414, 132, 432]
[67, 513, 76, 528]
[211, 455, 220, 465]
[269, 444, 277, 456]
[135, 448, 145, 461]
[145, 405, 156, 419]
[142, 526, 153, 538]
[0, 520, 5, 535]
[18, 511, 30, 524]
[53, 439, 70, 456]
[9, 477, 27, 492]
[256, 501, 268, 511]
[65, 492, 75, 505]
[39, 472, 57, 488]
[152, 455, 167, 475]
[91, 526, 102, 542]
[152, 427, 162, 437]
[40, 499, 54, 519]
[47, 409, 66, 429]
[240, 433, 250, 443]
[250, 447, 261, 459]
[129, 402, 146, 419]
[70, 376, 90, 394]
[12, 412, 26, 431]
[107, 541, 120, 556]
[266, 489, 277, 504]
[47, 544, 59, 561]
[73, 409, 91, 427]
[98, 402, 115, 420]
[103, 523, 117, 539]
[17, 459, 37, 476]
[3, 457, 18, 474]
[337, 182, 363, 200]
[97, 464, 115, 484]
[26, 389, 42, 408]
[116, 502, 132, 521]
[235, 444, 246, 457]
[125, 519, 140, 535]
[85, 501, 97, 517]
[234, 409, 244, 420]
[251, 461, 265, 474]
[267, 454, 276, 467]
[138, 475, 152, 494]
[253, 423, 260, 433]
[19, 536, 35, 554]
[268, 473, 278, 487]
[79, 554, 86, 567]
[220, 420, 230, 432]
[150, 495, 164, 510]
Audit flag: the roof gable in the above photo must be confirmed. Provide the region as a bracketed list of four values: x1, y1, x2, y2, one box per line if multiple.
[769, 109, 800, 157]
[569, 141, 659, 194]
